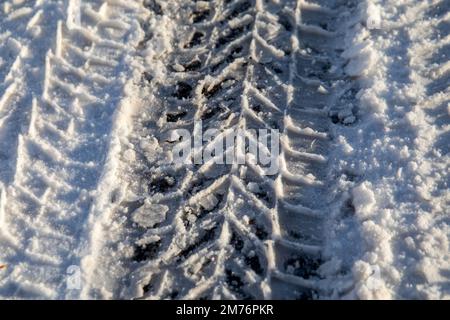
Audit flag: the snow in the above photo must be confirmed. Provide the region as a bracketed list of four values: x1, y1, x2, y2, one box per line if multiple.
[132, 200, 169, 228]
[0, 0, 448, 300]
[0, 0, 149, 299]
[324, 0, 450, 300]
[361, 1, 382, 30]
[352, 182, 376, 220]
[199, 194, 219, 212]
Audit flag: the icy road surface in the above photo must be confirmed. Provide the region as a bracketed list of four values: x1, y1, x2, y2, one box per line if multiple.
[0, 0, 448, 299]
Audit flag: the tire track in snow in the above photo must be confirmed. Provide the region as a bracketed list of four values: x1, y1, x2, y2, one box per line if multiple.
[0, 0, 67, 298]
[0, 0, 145, 299]
[0, 0, 446, 300]
[0, 0, 58, 186]
[90, 0, 354, 300]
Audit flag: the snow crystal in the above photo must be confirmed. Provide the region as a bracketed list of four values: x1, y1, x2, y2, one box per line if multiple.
[342, 115, 356, 125]
[358, 89, 387, 114]
[352, 182, 376, 219]
[317, 85, 328, 94]
[351, 260, 393, 299]
[140, 136, 160, 162]
[360, 1, 382, 30]
[123, 148, 136, 162]
[247, 182, 261, 194]
[344, 48, 377, 77]
[172, 63, 185, 72]
[6, 37, 21, 53]
[337, 136, 354, 155]
[132, 200, 169, 228]
[199, 194, 219, 211]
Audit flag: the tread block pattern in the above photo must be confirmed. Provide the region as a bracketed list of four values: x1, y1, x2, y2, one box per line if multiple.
[123, 0, 348, 300]
[0, 0, 143, 298]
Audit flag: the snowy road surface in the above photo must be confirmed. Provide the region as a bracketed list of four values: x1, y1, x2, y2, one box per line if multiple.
[0, 0, 448, 299]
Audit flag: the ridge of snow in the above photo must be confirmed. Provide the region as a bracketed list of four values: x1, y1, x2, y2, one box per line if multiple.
[324, 0, 450, 299]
